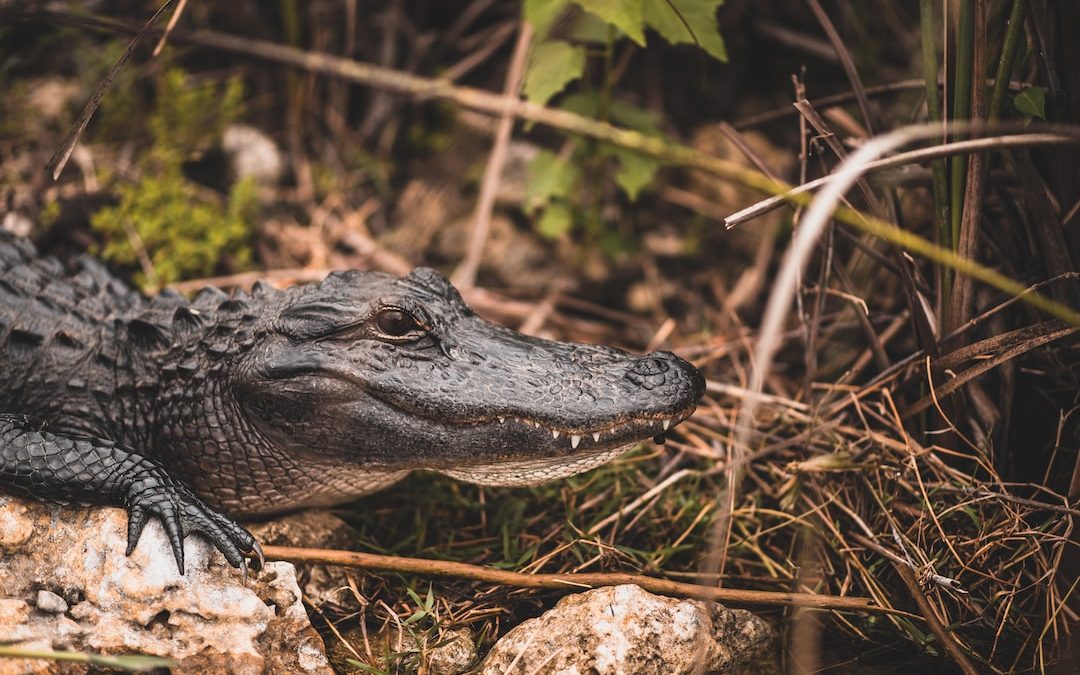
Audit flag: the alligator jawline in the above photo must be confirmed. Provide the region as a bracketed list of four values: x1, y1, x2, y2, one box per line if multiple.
[415, 408, 698, 452]
[320, 368, 696, 445]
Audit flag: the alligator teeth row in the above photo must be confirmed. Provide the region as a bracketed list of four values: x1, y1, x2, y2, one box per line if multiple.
[492, 415, 675, 444]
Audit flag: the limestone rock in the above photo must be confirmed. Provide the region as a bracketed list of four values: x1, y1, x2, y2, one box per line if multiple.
[0, 496, 331, 674]
[480, 584, 778, 675]
[247, 510, 359, 608]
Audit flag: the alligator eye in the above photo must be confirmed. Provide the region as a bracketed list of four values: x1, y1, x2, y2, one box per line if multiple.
[375, 308, 423, 337]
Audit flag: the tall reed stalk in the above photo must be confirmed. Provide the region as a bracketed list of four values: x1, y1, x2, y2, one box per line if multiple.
[920, 0, 951, 296]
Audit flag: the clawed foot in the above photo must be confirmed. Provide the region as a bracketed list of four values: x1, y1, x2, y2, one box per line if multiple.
[123, 469, 263, 578]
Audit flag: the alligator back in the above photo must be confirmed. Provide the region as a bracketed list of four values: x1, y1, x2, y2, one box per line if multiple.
[0, 233, 152, 438]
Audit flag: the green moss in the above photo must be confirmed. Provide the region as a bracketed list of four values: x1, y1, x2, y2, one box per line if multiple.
[90, 67, 254, 291]
[38, 201, 61, 229]
[91, 169, 255, 290]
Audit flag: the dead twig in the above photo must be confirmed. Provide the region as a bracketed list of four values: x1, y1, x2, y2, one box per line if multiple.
[45, 0, 176, 180]
[804, 0, 880, 134]
[893, 564, 982, 675]
[260, 545, 904, 616]
[907, 323, 1078, 415]
[724, 134, 1078, 229]
[151, 0, 188, 57]
[451, 21, 532, 290]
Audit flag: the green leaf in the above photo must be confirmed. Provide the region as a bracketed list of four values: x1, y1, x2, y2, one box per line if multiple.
[571, 0, 646, 45]
[609, 146, 660, 200]
[524, 0, 571, 41]
[525, 149, 581, 212]
[567, 10, 615, 43]
[536, 202, 574, 238]
[1013, 86, 1046, 119]
[524, 40, 587, 106]
[603, 99, 662, 200]
[609, 99, 662, 134]
[642, 0, 727, 61]
[560, 91, 601, 118]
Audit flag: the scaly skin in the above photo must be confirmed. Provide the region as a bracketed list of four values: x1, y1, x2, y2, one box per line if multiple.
[0, 234, 704, 573]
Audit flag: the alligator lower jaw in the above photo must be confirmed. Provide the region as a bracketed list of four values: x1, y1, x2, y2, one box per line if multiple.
[436, 443, 638, 486]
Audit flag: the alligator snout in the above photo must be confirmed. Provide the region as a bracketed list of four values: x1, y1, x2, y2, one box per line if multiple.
[624, 352, 704, 397]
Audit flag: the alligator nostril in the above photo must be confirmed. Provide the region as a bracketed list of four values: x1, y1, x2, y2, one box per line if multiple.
[625, 355, 672, 387]
[628, 356, 670, 377]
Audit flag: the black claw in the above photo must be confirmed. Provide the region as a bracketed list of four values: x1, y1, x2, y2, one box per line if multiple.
[121, 471, 262, 577]
[125, 506, 148, 556]
[160, 511, 186, 574]
[251, 539, 265, 571]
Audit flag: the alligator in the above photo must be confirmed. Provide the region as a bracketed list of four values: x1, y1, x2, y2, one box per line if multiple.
[0, 233, 704, 575]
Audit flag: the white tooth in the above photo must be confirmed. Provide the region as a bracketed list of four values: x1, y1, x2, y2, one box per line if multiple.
[649, 420, 656, 426]
[552, 430, 560, 439]
[498, 417, 505, 424]
[592, 432, 601, 442]
[662, 419, 671, 431]
[571, 435, 581, 449]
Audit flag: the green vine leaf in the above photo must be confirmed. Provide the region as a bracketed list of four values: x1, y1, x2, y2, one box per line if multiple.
[524, 40, 587, 106]
[610, 146, 660, 200]
[642, 0, 727, 61]
[1013, 86, 1046, 120]
[524, 0, 571, 41]
[536, 201, 575, 238]
[571, 0, 646, 45]
[526, 149, 582, 213]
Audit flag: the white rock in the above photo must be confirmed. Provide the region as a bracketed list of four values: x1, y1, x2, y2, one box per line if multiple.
[0, 496, 331, 674]
[2, 212, 34, 238]
[480, 584, 777, 675]
[33, 590, 67, 614]
[222, 124, 284, 186]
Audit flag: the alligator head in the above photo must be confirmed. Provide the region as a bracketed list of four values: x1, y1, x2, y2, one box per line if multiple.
[233, 267, 704, 493]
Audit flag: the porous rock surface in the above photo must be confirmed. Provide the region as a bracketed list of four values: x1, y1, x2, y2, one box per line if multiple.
[480, 584, 778, 675]
[0, 495, 331, 674]
[246, 509, 359, 609]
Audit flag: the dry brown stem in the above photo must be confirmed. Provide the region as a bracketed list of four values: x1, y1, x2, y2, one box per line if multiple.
[260, 545, 901, 615]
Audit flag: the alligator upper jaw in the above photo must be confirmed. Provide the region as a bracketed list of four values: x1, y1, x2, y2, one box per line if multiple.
[321, 368, 700, 451]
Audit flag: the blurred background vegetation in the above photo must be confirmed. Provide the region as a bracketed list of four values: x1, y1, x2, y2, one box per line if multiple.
[1, 0, 1079, 673]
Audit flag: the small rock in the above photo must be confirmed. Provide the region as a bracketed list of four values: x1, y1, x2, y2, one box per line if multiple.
[0, 495, 332, 675]
[222, 123, 284, 186]
[2, 212, 34, 239]
[480, 584, 778, 675]
[34, 590, 68, 614]
[427, 628, 478, 675]
[328, 625, 477, 675]
[247, 509, 357, 550]
[24, 78, 82, 120]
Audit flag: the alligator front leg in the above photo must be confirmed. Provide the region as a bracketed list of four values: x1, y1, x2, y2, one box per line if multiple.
[0, 413, 262, 575]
